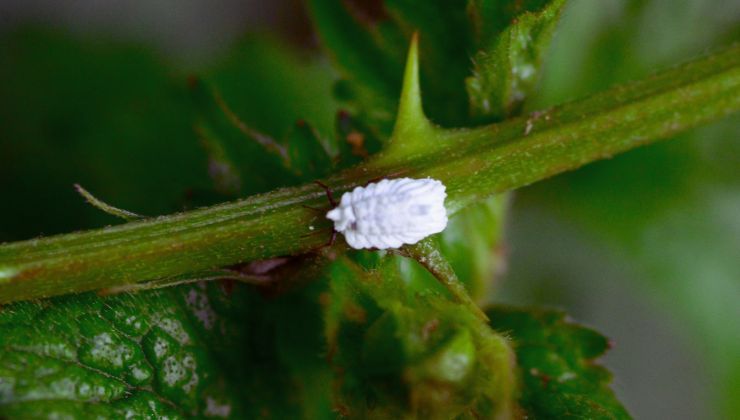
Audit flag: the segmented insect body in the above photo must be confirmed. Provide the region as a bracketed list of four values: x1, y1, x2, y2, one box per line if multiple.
[326, 177, 448, 249]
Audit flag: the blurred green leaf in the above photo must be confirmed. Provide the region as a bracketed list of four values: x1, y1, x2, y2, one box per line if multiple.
[386, 198, 508, 306]
[203, 37, 339, 144]
[440, 195, 509, 302]
[0, 31, 342, 241]
[466, 0, 566, 120]
[308, 0, 404, 134]
[309, 0, 567, 129]
[190, 76, 296, 196]
[189, 36, 344, 198]
[0, 29, 211, 241]
[381, 0, 476, 126]
[516, 1, 740, 416]
[400, 238, 488, 321]
[325, 257, 516, 418]
[488, 306, 631, 419]
[520, 118, 740, 417]
[334, 109, 385, 169]
[284, 120, 335, 180]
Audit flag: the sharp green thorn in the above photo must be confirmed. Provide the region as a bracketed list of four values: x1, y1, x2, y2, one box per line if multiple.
[387, 32, 437, 160]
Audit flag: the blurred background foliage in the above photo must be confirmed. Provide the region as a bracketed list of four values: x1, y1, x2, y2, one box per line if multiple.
[508, 1, 740, 418]
[0, 0, 738, 418]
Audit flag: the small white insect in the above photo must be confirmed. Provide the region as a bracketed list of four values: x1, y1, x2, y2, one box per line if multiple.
[325, 177, 448, 250]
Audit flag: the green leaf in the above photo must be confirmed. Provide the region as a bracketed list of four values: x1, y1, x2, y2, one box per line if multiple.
[487, 306, 631, 419]
[333, 110, 384, 168]
[325, 257, 516, 418]
[381, 0, 476, 126]
[285, 120, 335, 180]
[190, 77, 296, 196]
[310, 0, 567, 128]
[203, 37, 339, 144]
[0, 289, 220, 418]
[391, 195, 509, 306]
[466, 0, 567, 120]
[519, 2, 740, 415]
[0, 280, 333, 418]
[195, 121, 244, 197]
[0, 29, 212, 241]
[308, 0, 404, 133]
[399, 237, 488, 322]
[385, 195, 509, 306]
[190, 36, 364, 194]
[440, 195, 509, 302]
[0, 30, 341, 237]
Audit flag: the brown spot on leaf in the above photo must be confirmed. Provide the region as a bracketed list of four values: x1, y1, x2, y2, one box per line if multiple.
[346, 131, 368, 157]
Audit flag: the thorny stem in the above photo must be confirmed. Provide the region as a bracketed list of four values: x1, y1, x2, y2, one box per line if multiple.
[0, 43, 738, 303]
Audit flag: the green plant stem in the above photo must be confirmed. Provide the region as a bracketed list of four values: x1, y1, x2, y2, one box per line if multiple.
[1, 44, 738, 303]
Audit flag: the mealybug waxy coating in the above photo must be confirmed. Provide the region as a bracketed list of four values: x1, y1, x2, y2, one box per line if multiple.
[325, 177, 448, 250]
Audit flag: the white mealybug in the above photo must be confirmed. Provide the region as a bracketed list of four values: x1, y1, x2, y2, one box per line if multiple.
[325, 177, 448, 250]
